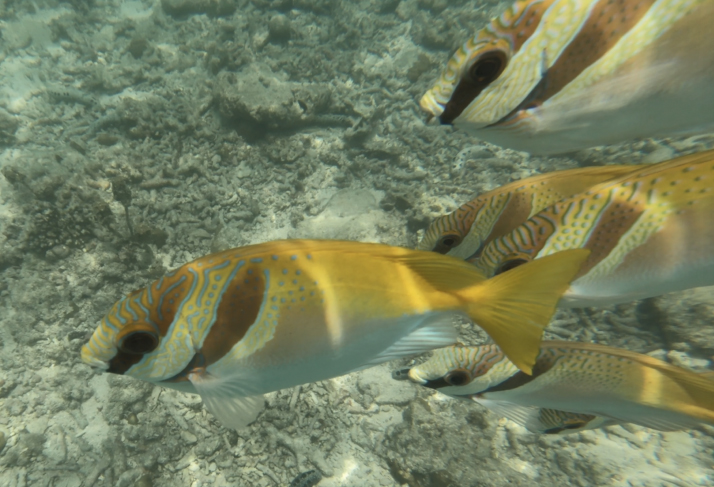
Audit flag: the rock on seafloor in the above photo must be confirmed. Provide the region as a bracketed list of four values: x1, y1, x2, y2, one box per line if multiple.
[0, 1, 713, 487]
[289, 470, 323, 487]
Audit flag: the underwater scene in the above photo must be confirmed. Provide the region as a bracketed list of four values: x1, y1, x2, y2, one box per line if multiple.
[1, 0, 714, 486]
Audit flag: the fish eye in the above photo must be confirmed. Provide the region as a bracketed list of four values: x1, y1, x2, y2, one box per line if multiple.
[495, 258, 529, 275]
[468, 50, 507, 86]
[434, 234, 463, 254]
[445, 369, 471, 386]
[119, 330, 159, 355]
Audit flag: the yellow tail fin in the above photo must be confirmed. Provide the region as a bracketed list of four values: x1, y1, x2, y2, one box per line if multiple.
[458, 249, 590, 374]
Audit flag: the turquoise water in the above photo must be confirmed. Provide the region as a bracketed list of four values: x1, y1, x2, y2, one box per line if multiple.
[0, 1, 713, 486]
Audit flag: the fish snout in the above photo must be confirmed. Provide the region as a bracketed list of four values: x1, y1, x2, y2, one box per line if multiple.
[404, 366, 474, 390]
[419, 92, 445, 121]
[400, 367, 434, 386]
[80, 344, 109, 371]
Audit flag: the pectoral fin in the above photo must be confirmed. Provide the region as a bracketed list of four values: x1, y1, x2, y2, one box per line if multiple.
[188, 369, 265, 430]
[473, 397, 540, 430]
[358, 315, 458, 370]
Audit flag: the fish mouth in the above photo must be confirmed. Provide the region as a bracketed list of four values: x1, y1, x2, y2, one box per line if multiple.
[80, 345, 109, 370]
[395, 367, 475, 395]
[83, 356, 109, 371]
[419, 92, 445, 118]
[400, 367, 456, 390]
[395, 367, 434, 386]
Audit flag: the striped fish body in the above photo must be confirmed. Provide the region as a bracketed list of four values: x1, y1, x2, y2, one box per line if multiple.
[421, 0, 714, 154]
[82, 239, 589, 429]
[475, 150, 714, 307]
[419, 164, 644, 260]
[407, 341, 714, 432]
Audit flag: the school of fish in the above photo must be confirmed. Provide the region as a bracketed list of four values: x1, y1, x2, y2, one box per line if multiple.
[418, 164, 645, 260]
[79, 0, 714, 453]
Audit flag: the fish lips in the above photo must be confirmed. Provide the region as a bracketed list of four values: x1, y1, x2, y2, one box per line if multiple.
[81, 353, 109, 371]
[393, 367, 454, 391]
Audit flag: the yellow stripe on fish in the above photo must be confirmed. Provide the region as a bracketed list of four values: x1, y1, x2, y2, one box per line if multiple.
[419, 164, 644, 260]
[474, 149, 714, 307]
[82, 239, 589, 429]
[421, 0, 714, 154]
[406, 341, 714, 432]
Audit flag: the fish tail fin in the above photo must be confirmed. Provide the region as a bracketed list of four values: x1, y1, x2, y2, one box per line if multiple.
[457, 249, 589, 374]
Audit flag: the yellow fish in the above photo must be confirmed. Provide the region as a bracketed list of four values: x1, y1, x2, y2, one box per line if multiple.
[474, 150, 714, 307]
[421, 0, 714, 154]
[405, 341, 714, 432]
[419, 164, 644, 260]
[81, 239, 588, 429]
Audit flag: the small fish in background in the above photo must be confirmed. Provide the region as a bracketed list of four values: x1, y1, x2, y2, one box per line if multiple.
[289, 470, 323, 487]
[419, 164, 644, 260]
[82, 239, 589, 429]
[421, 0, 714, 154]
[392, 349, 615, 434]
[405, 341, 714, 433]
[474, 149, 714, 307]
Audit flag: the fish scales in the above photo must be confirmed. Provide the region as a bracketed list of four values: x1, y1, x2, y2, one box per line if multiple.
[82, 239, 589, 428]
[422, 0, 714, 153]
[419, 165, 644, 260]
[474, 150, 714, 307]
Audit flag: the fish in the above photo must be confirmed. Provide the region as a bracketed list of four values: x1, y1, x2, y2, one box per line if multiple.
[405, 341, 714, 433]
[289, 470, 323, 487]
[420, 0, 714, 154]
[392, 355, 615, 434]
[473, 149, 714, 307]
[81, 239, 589, 429]
[419, 164, 644, 260]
